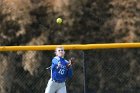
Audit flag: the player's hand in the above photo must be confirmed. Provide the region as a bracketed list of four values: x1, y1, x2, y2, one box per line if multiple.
[67, 57, 75, 68]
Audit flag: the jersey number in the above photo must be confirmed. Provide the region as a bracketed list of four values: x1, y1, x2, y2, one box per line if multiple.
[58, 69, 65, 75]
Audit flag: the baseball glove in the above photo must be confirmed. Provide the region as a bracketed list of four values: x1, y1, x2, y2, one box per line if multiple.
[67, 57, 75, 68]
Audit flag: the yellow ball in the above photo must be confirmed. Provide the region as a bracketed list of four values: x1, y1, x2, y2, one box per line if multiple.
[56, 18, 63, 24]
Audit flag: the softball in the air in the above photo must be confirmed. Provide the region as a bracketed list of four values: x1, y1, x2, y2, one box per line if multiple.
[56, 18, 63, 24]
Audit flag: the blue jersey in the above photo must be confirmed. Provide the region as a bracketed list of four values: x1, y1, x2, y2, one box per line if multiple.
[51, 56, 73, 82]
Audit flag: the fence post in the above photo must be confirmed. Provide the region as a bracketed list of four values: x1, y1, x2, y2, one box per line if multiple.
[82, 51, 87, 93]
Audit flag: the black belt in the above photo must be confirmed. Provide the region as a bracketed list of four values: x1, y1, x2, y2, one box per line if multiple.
[52, 79, 64, 83]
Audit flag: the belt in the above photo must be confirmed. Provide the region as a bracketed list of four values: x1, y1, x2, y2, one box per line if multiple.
[52, 79, 64, 83]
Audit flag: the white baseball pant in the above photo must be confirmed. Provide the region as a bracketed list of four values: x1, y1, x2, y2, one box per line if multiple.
[45, 79, 67, 93]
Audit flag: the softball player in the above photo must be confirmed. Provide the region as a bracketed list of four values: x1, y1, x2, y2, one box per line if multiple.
[45, 46, 74, 93]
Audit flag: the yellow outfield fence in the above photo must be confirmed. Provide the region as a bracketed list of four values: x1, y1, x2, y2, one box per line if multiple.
[0, 43, 140, 51]
[0, 43, 140, 93]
